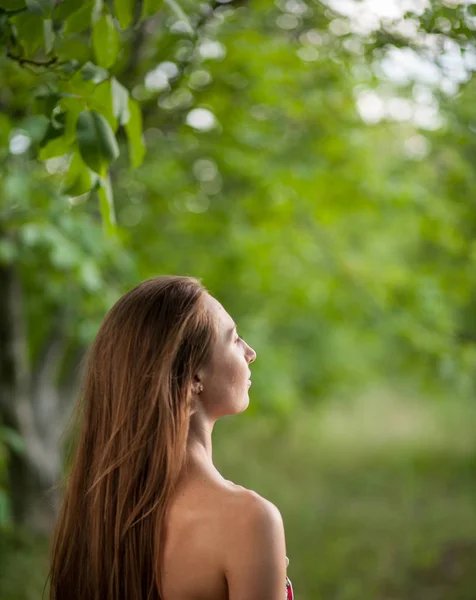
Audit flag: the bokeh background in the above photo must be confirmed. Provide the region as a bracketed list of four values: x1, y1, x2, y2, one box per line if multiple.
[1, 0, 476, 598]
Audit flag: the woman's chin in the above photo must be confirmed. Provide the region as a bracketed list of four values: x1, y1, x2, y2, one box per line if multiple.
[235, 394, 250, 414]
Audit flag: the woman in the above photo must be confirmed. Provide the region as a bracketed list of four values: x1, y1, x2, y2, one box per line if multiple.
[48, 275, 294, 600]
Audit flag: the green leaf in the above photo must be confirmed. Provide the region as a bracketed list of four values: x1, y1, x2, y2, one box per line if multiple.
[38, 136, 71, 159]
[62, 152, 95, 196]
[91, 0, 102, 23]
[53, 0, 82, 20]
[0, 0, 25, 9]
[141, 0, 163, 19]
[33, 89, 60, 118]
[97, 174, 117, 236]
[39, 111, 66, 147]
[66, 63, 106, 102]
[81, 60, 108, 83]
[43, 17, 54, 53]
[56, 59, 80, 74]
[26, 0, 53, 16]
[90, 80, 117, 131]
[55, 35, 92, 63]
[111, 77, 130, 125]
[65, 171, 95, 198]
[63, 1, 93, 35]
[76, 110, 119, 176]
[92, 13, 118, 69]
[58, 97, 85, 144]
[114, 0, 134, 29]
[11, 12, 44, 56]
[125, 97, 145, 167]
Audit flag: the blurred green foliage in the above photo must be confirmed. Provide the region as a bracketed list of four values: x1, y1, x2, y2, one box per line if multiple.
[1, 0, 476, 597]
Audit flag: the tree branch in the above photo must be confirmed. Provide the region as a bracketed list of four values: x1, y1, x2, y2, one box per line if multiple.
[6, 49, 58, 68]
[32, 331, 66, 440]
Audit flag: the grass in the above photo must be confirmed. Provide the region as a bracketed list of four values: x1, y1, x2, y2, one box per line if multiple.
[214, 387, 476, 600]
[0, 528, 49, 600]
[1, 387, 476, 600]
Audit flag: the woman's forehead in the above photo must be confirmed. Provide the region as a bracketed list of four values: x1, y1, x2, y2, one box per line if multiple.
[205, 294, 234, 330]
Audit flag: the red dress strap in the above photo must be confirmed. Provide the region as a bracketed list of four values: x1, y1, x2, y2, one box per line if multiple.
[285, 556, 294, 599]
[285, 575, 294, 599]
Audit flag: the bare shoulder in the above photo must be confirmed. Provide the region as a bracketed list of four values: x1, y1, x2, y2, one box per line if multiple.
[221, 485, 284, 533]
[219, 485, 286, 564]
[217, 485, 288, 599]
[162, 475, 287, 600]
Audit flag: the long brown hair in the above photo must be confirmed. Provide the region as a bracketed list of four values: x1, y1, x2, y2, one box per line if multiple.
[48, 276, 215, 600]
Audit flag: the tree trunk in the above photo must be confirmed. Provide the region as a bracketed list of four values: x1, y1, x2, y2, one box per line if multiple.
[0, 261, 83, 534]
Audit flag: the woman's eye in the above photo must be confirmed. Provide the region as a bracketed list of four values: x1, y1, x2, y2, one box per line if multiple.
[235, 334, 242, 343]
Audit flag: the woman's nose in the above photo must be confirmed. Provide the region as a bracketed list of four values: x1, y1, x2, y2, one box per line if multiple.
[246, 345, 256, 364]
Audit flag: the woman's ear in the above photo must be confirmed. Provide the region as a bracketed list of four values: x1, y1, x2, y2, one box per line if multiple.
[191, 373, 203, 396]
